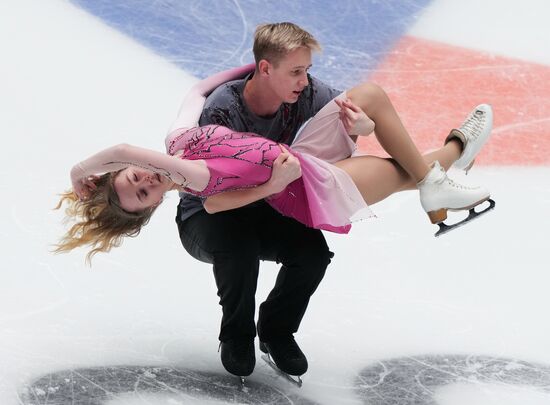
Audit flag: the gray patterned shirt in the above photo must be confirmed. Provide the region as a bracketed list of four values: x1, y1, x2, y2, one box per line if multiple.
[178, 73, 341, 221]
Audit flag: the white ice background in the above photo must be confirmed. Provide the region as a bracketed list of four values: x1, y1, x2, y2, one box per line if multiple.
[1, 1, 550, 404]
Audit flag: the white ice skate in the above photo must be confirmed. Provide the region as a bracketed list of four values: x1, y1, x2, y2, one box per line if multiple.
[418, 161, 495, 236]
[446, 104, 493, 173]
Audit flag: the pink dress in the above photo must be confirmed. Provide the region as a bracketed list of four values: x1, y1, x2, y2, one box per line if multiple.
[167, 124, 372, 234]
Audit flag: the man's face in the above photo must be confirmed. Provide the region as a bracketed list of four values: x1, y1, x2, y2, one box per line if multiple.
[268, 46, 312, 104]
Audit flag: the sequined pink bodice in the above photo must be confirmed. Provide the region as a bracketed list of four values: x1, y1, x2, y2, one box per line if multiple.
[167, 124, 372, 233]
[168, 125, 283, 196]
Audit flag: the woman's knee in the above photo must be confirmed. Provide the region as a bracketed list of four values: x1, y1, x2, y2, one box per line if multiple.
[347, 82, 388, 112]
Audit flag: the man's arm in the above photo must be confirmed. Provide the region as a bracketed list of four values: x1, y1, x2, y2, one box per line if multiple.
[203, 147, 301, 213]
[203, 182, 277, 214]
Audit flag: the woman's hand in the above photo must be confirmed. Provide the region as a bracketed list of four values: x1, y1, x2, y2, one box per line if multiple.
[334, 98, 374, 136]
[266, 145, 302, 194]
[70, 165, 98, 201]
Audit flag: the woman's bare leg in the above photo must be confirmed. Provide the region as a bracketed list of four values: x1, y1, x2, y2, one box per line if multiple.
[346, 83, 444, 182]
[334, 140, 462, 205]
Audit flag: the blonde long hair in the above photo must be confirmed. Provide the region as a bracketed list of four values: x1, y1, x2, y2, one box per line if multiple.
[54, 172, 157, 265]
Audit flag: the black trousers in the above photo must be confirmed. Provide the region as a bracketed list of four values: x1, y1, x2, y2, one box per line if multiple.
[176, 201, 333, 342]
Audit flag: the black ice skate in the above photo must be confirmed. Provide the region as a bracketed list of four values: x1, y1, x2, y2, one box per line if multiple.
[219, 339, 255, 387]
[259, 337, 307, 387]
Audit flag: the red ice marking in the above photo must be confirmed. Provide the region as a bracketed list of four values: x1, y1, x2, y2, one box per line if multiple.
[358, 36, 550, 166]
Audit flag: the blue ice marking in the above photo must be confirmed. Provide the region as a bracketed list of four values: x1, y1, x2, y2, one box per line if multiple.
[70, 0, 432, 88]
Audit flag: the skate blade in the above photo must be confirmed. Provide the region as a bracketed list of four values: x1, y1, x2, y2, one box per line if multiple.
[435, 198, 495, 237]
[261, 354, 303, 387]
[237, 376, 247, 391]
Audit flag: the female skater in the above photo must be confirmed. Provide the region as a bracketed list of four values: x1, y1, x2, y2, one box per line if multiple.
[56, 65, 493, 262]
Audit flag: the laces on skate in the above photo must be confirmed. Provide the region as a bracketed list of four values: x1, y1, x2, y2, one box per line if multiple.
[460, 109, 486, 141]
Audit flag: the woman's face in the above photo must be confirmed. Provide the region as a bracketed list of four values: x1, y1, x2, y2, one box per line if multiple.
[113, 167, 170, 212]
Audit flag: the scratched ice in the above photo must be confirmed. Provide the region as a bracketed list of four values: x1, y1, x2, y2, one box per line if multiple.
[1, 1, 550, 404]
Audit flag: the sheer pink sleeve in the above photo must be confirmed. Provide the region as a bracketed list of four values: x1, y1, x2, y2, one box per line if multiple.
[165, 63, 255, 152]
[73, 144, 210, 192]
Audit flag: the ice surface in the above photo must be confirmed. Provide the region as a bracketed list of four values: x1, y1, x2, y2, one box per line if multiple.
[409, 0, 550, 65]
[1, 0, 550, 404]
[69, 0, 432, 88]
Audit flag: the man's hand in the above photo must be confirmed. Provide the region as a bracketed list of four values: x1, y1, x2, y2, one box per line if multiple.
[266, 145, 302, 195]
[335, 98, 374, 136]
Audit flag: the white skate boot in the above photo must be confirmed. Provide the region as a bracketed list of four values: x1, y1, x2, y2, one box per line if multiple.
[418, 161, 495, 236]
[446, 104, 493, 173]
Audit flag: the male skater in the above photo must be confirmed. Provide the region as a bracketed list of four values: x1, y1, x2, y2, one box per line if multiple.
[176, 23, 337, 379]
[175, 21, 489, 379]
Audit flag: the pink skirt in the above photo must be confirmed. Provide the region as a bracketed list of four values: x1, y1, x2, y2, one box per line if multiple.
[169, 117, 373, 233]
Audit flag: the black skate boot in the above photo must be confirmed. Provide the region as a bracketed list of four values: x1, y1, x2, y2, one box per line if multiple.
[219, 338, 255, 377]
[260, 335, 308, 376]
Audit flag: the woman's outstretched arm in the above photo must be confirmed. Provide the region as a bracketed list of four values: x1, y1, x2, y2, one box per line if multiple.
[71, 144, 210, 198]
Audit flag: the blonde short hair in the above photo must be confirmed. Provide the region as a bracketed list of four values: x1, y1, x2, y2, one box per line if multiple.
[253, 22, 321, 67]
